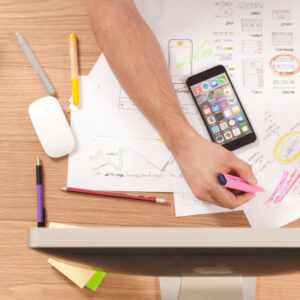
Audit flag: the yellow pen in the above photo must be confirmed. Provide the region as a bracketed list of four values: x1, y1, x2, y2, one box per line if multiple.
[70, 33, 80, 106]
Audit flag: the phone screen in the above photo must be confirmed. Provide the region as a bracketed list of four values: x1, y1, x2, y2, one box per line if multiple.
[188, 69, 255, 149]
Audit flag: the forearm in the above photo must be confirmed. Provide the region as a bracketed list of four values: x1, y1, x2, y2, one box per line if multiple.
[87, 0, 198, 152]
[87, 0, 257, 209]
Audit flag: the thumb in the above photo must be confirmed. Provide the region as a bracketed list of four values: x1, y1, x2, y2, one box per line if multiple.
[231, 157, 257, 185]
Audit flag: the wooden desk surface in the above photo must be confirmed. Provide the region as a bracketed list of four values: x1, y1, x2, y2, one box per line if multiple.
[0, 0, 299, 299]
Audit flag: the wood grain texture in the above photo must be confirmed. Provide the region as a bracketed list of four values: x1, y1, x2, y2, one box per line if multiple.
[0, 0, 299, 299]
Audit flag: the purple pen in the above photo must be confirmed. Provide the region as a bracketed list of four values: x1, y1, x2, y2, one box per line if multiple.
[36, 156, 45, 227]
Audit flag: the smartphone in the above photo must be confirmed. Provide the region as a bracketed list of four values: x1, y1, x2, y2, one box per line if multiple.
[168, 39, 193, 84]
[186, 65, 256, 151]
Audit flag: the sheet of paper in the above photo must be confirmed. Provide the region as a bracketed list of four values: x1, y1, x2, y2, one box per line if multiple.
[241, 104, 300, 227]
[87, 55, 161, 139]
[68, 77, 173, 192]
[124, 139, 172, 171]
[173, 192, 242, 217]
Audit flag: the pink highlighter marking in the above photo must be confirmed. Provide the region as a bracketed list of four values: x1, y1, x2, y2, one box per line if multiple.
[264, 170, 289, 205]
[275, 169, 297, 204]
[276, 171, 300, 204]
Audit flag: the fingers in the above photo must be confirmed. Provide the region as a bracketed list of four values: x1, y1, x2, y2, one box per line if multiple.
[200, 181, 255, 210]
[206, 182, 240, 209]
[230, 156, 257, 185]
[235, 192, 255, 205]
[214, 187, 254, 209]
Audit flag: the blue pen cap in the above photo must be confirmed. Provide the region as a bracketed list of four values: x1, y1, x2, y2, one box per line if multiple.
[217, 173, 227, 185]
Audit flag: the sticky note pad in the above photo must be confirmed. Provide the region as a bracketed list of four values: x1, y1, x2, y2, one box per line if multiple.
[48, 258, 95, 288]
[48, 258, 106, 290]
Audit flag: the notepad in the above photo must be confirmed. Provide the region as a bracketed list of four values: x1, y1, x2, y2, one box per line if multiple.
[48, 258, 106, 290]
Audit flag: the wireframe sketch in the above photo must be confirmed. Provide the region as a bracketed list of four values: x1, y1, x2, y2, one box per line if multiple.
[168, 39, 193, 84]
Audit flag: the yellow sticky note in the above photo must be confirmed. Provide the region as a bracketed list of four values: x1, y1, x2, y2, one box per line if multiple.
[48, 258, 97, 288]
[48, 222, 82, 228]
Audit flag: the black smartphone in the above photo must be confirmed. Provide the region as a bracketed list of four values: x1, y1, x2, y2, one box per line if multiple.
[186, 65, 256, 151]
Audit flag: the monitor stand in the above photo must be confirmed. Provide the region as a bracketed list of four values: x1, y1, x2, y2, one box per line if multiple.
[159, 276, 256, 300]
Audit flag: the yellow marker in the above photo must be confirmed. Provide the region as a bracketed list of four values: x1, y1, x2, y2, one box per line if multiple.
[70, 33, 80, 105]
[177, 40, 183, 46]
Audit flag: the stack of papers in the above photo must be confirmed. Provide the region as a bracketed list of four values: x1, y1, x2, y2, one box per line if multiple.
[68, 0, 300, 227]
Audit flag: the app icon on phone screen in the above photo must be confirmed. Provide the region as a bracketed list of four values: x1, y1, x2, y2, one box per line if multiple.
[207, 116, 216, 125]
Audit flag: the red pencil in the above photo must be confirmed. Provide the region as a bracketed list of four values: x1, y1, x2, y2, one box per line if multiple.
[61, 187, 168, 204]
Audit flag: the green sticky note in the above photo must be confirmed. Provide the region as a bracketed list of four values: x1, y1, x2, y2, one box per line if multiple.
[85, 268, 106, 291]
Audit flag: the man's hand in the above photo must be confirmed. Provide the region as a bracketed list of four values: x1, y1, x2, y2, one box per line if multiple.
[171, 128, 257, 209]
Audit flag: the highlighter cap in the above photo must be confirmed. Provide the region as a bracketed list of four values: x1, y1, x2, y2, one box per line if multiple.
[217, 173, 227, 185]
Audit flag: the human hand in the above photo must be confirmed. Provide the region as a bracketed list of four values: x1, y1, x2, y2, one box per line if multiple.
[172, 129, 257, 209]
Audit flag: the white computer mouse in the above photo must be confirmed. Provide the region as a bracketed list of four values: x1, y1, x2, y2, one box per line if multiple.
[29, 96, 75, 158]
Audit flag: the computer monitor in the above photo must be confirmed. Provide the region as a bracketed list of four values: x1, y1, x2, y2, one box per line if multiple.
[28, 227, 300, 300]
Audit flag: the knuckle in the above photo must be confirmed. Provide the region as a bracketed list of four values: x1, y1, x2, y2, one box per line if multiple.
[245, 163, 252, 171]
[226, 202, 238, 210]
[205, 182, 214, 192]
[242, 161, 252, 171]
[193, 189, 204, 200]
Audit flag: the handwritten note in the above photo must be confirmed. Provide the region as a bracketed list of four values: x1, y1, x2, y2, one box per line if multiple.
[240, 104, 300, 227]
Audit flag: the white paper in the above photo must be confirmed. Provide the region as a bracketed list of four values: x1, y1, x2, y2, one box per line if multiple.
[173, 192, 242, 217]
[68, 77, 173, 192]
[241, 104, 300, 227]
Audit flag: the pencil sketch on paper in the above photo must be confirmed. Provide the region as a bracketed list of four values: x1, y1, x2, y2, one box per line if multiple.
[89, 137, 124, 175]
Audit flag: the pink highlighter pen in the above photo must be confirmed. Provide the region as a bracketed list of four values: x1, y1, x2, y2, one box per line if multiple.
[217, 173, 265, 194]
